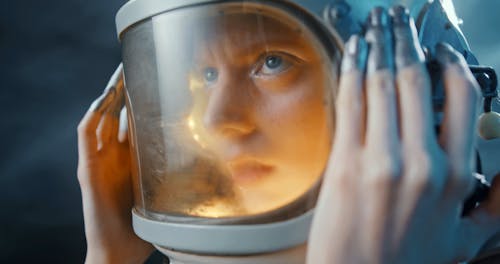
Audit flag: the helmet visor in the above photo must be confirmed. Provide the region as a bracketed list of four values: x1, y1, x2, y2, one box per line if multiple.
[122, 2, 341, 223]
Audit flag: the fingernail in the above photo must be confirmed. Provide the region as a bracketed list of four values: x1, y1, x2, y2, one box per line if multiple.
[89, 88, 116, 113]
[368, 6, 389, 27]
[342, 35, 368, 73]
[119, 107, 128, 132]
[389, 5, 409, 25]
[104, 63, 124, 92]
[435, 42, 461, 64]
[391, 5, 424, 69]
[365, 7, 394, 74]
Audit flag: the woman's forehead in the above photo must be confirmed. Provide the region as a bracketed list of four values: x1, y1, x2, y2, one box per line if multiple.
[194, 13, 316, 61]
[202, 13, 305, 43]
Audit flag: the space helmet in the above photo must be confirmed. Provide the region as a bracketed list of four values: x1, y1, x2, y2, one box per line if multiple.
[114, 0, 495, 263]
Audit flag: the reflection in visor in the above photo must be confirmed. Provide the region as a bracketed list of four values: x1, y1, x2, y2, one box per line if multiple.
[127, 3, 338, 220]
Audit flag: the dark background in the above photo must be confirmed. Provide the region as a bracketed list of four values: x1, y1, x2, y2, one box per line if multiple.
[1, 0, 499, 263]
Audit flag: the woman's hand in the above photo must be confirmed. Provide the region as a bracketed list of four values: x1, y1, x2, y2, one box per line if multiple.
[308, 6, 500, 264]
[77, 64, 154, 264]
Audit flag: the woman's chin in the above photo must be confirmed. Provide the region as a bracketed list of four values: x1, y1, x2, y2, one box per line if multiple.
[228, 161, 275, 186]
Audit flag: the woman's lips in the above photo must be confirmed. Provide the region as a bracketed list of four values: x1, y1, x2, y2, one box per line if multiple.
[227, 159, 274, 184]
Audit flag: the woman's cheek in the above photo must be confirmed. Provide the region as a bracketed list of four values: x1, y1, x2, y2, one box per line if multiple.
[260, 69, 332, 175]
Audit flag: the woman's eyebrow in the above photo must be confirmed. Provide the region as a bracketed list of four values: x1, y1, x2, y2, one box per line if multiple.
[230, 38, 312, 61]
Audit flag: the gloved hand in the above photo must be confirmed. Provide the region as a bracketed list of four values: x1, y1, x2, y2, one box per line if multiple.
[308, 6, 500, 264]
[77, 64, 154, 264]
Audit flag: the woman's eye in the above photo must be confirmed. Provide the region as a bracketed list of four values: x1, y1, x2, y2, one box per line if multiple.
[265, 56, 283, 70]
[255, 54, 294, 77]
[203, 67, 219, 84]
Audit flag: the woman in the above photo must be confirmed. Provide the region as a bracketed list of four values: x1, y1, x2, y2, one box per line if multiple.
[78, 4, 500, 264]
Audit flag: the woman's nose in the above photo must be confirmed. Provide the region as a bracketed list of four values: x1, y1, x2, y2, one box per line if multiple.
[203, 79, 256, 139]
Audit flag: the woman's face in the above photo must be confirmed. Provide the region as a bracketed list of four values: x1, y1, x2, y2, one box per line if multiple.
[189, 12, 336, 213]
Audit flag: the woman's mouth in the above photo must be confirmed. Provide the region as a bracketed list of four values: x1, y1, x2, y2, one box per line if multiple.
[227, 159, 274, 184]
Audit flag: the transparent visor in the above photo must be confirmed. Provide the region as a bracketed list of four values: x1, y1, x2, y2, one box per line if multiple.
[122, 2, 340, 223]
